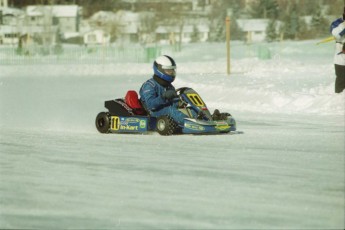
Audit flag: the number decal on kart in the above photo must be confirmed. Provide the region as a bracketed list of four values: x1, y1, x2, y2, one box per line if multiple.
[187, 94, 205, 107]
[111, 116, 120, 130]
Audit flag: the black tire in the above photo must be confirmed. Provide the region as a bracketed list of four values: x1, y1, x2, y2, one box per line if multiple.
[95, 112, 110, 133]
[156, 116, 179, 136]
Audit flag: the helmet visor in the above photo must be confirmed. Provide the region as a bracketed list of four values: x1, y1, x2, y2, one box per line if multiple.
[161, 64, 176, 70]
[163, 68, 176, 77]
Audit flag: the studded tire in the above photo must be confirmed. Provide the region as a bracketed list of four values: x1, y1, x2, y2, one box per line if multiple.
[95, 112, 110, 133]
[156, 116, 179, 136]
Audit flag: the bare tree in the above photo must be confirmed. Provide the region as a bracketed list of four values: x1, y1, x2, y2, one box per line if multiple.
[155, 2, 189, 51]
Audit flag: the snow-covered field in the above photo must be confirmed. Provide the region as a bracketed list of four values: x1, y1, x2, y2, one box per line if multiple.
[0, 40, 344, 229]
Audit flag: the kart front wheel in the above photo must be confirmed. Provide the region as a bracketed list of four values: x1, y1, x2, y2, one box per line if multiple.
[156, 116, 179, 136]
[95, 112, 110, 133]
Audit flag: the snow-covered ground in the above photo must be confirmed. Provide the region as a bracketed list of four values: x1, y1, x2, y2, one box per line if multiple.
[0, 40, 344, 229]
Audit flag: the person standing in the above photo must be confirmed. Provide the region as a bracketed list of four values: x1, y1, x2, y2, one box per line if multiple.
[330, 7, 345, 93]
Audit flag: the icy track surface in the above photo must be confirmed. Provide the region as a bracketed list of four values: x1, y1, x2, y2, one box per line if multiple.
[0, 41, 344, 229]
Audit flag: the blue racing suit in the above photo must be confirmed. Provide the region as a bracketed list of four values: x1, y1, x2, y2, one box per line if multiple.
[139, 78, 187, 126]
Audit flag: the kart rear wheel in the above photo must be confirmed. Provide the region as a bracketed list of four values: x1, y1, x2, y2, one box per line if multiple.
[95, 112, 110, 133]
[156, 116, 178, 136]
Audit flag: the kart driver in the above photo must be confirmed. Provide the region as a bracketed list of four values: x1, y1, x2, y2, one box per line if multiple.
[139, 55, 188, 126]
[139, 55, 230, 126]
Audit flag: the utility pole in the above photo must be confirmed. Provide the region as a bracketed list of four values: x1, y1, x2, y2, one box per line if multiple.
[0, 0, 8, 8]
[226, 16, 231, 75]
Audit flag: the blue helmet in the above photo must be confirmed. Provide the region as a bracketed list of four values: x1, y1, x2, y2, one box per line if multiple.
[153, 55, 176, 83]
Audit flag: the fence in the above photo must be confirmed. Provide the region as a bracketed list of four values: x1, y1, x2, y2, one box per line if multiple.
[0, 45, 162, 65]
[0, 42, 280, 66]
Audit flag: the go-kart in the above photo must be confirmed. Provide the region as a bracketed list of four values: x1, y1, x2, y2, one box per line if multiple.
[95, 87, 236, 135]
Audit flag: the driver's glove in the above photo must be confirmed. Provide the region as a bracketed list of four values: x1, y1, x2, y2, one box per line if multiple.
[162, 89, 178, 100]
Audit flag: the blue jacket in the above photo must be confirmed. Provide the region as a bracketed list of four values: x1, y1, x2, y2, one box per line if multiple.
[330, 18, 345, 38]
[330, 18, 345, 65]
[139, 78, 176, 112]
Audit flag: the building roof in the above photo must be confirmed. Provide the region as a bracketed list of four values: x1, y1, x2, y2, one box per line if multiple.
[26, 5, 79, 18]
[53, 5, 79, 17]
[0, 6, 24, 16]
[90, 11, 117, 22]
[237, 19, 269, 32]
[115, 10, 139, 23]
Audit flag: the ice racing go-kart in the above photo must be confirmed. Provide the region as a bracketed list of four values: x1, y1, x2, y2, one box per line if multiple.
[95, 87, 237, 135]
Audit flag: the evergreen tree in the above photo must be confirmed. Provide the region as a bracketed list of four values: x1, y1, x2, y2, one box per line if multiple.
[208, 1, 244, 42]
[326, 0, 344, 16]
[266, 19, 277, 42]
[296, 17, 311, 40]
[281, 5, 299, 40]
[190, 25, 199, 43]
[310, 4, 329, 38]
[279, 3, 302, 40]
[248, 0, 279, 19]
[301, 0, 321, 15]
[208, 1, 226, 42]
[289, 9, 299, 39]
[81, 0, 120, 17]
[229, 1, 244, 41]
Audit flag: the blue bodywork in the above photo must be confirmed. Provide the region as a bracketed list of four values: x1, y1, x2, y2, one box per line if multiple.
[100, 87, 236, 135]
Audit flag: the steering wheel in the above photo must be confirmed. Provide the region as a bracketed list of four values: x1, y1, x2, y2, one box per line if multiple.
[175, 87, 189, 96]
[175, 87, 190, 108]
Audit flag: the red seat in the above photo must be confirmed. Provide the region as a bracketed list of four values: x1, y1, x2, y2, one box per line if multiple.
[125, 90, 145, 115]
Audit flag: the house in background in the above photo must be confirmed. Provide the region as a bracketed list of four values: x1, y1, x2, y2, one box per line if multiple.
[106, 10, 210, 45]
[85, 10, 141, 45]
[236, 19, 283, 43]
[1, 0, 212, 46]
[0, 25, 18, 44]
[0, 7, 24, 45]
[121, 0, 212, 13]
[114, 10, 140, 44]
[0, 6, 23, 25]
[237, 19, 270, 43]
[83, 29, 110, 45]
[25, 5, 81, 36]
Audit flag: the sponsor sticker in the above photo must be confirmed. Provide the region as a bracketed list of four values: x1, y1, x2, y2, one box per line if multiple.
[119, 125, 139, 131]
[140, 120, 147, 128]
[185, 123, 205, 131]
[215, 124, 230, 131]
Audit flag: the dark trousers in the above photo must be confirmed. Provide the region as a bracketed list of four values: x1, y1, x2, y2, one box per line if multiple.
[335, 64, 345, 93]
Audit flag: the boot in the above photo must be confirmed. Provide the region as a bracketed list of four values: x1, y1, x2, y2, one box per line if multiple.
[212, 109, 230, 120]
[212, 109, 221, 120]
